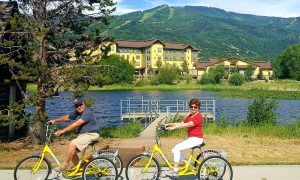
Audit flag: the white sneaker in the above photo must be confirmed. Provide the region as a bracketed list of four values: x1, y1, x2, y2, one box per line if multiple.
[164, 169, 179, 177]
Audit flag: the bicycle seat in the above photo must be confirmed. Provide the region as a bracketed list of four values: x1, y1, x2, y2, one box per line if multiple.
[191, 142, 205, 150]
[89, 140, 99, 146]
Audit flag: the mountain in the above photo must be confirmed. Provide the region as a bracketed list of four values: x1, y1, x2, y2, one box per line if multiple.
[98, 5, 300, 61]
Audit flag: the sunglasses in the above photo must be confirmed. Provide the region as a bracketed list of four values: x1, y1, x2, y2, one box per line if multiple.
[189, 105, 198, 109]
[74, 103, 83, 108]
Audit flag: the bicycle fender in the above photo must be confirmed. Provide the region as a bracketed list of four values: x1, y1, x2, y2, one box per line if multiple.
[141, 152, 151, 155]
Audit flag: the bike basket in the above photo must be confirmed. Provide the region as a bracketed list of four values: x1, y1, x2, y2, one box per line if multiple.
[203, 149, 227, 169]
[94, 149, 118, 163]
[203, 149, 227, 159]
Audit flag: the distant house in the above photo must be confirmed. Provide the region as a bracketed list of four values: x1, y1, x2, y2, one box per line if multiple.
[194, 57, 273, 80]
[85, 38, 199, 76]
[0, 1, 26, 139]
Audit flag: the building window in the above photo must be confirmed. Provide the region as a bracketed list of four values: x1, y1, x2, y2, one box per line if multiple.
[158, 56, 162, 61]
[165, 56, 169, 60]
[158, 48, 162, 53]
[135, 62, 141, 66]
[136, 55, 140, 59]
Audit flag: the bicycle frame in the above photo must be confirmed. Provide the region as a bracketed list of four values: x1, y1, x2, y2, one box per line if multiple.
[31, 123, 103, 178]
[146, 143, 201, 176]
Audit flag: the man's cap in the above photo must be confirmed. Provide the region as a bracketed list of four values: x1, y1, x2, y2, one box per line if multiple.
[74, 98, 84, 107]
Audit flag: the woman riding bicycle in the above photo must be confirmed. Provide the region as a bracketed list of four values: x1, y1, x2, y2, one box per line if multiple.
[164, 98, 204, 177]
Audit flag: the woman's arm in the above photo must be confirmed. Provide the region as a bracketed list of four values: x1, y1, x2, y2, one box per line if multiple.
[165, 121, 195, 130]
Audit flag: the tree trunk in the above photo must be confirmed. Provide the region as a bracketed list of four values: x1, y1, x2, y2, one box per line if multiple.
[26, 35, 47, 144]
[25, 121, 46, 145]
[26, 0, 48, 144]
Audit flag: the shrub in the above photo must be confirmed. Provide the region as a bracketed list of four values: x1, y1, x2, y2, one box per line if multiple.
[199, 73, 216, 84]
[229, 73, 245, 86]
[157, 64, 180, 84]
[180, 75, 193, 84]
[149, 75, 159, 85]
[257, 69, 264, 80]
[209, 65, 225, 83]
[245, 98, 277, 126]
[99, 55, 135, 84]
[135, 78, 150, 87]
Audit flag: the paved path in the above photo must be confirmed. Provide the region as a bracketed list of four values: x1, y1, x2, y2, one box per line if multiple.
[5, 165, 300, 180]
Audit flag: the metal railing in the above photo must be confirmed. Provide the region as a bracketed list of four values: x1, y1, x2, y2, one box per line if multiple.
[120, 97, 215, 126]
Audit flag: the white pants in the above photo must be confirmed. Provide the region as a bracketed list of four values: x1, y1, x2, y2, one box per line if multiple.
[172, 137, 203, 163]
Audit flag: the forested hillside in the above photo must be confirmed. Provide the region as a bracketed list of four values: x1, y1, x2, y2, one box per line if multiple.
[94, 5, 300, 60]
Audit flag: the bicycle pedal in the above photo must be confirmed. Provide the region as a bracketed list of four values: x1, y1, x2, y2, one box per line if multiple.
[62, 173, 82, 179]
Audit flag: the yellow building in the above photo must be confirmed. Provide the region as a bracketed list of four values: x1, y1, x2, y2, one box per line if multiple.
[105, 38, 199, 76]
[194, 57, 273, 80]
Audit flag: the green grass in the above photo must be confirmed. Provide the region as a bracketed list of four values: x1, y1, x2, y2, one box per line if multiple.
[160, 120, 300, 139]
[99, 121, 143, 138]
[216, 89, 300, 99]
[100, 117, 300, 139]
[27, 80, 300, 99]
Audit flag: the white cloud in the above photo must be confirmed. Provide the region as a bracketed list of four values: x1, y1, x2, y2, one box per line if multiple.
[113, 0, 143, 15]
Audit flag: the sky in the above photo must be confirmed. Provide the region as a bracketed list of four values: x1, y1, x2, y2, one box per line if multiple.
[113, 0, 300, 18]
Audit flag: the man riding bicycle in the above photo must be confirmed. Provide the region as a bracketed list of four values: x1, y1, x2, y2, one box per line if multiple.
[48, 98, 99, 172]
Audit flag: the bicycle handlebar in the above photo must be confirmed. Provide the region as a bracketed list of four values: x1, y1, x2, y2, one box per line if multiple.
[45, 122, 56, 143]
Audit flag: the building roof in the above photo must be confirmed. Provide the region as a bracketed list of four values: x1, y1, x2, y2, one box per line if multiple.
[194, 58, 219, 69]
[252, 61, 272, 70]
[163, 42, 199, 50]
[0, 1, 18, 39]
[114, 38, 199, 51]
[194, 58, 272, 70]
[115, 38, 164, 48]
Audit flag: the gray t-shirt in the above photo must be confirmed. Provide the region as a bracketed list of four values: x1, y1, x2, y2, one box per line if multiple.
[68, 108, 99, 134]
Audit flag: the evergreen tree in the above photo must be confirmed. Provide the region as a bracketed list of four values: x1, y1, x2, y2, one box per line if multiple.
[182, 60, 189, 74]
[244, 65, 254, 81]
[0, 0, 116, 144]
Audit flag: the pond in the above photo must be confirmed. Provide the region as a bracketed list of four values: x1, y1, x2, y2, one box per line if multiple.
[41, 90, 300, 127]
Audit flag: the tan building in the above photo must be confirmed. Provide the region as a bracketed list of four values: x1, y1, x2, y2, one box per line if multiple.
[194, 57, 273, 80]
[102, 38, 199, 76]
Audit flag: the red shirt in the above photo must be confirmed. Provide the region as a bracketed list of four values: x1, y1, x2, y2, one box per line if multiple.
[183, 113, 203, 138]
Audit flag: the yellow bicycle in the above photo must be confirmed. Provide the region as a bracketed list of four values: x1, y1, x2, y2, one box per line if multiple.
[125, 123, 233, 180]
[14, 123, 118, 180]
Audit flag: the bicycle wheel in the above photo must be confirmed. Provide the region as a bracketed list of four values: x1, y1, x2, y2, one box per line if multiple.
[14, 155, 51, 180]
[82, 157, 117, 180]
[194, 150, 221, 167]
[98, 152, 123, 177]
[197, 155, 233, 180]
[126, 154, 160, 180]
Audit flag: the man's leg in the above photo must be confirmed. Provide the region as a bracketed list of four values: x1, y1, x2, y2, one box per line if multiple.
[61, 141, 78, 167]
[71, 148, 80, 165]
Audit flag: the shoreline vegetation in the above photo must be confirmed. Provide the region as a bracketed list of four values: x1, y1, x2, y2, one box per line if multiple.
[27, 79, 300, 99]
[95, 121, 300, 166]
